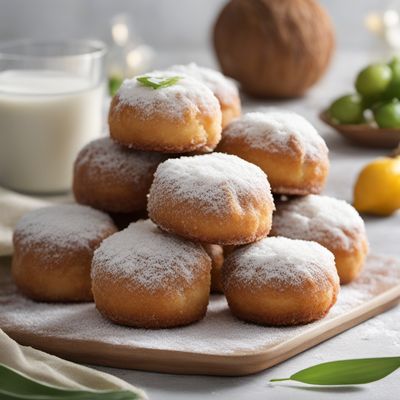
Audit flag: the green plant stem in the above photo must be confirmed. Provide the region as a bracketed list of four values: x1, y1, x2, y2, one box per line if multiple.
[269, 378, 290, 382]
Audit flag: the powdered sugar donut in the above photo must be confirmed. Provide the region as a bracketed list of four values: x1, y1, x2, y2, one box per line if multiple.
[222, 237, 339, 326]
[202, 243, 224, 293]
[12, 205, 117, 302]
[91, 220, 211, 328]
[271, 195, 369, 284]
[217, 110, 329, 195]
[73, 137, 166, 214]
[109, 71, 222, 153]
[147, 153, 275, 245]
[168, 63, 241, 127]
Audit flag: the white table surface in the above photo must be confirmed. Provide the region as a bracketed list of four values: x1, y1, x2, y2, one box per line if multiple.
[76, 50, 400, 398]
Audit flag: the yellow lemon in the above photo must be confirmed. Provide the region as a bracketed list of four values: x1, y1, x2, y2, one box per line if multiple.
[354, 156, 400, 216]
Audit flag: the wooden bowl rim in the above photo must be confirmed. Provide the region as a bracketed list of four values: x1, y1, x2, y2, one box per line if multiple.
[319, 110, 400, 148]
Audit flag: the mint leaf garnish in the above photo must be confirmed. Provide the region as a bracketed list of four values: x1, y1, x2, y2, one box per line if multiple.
[136, 75, 181, 90]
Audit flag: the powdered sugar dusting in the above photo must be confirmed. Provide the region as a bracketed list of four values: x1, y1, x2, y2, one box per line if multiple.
[168, 63, 239, 106]
[222, 111, 328, 160]
[13, 205, 115, 260]
[116, 71, 221, 121]
[74, 137, 165, 184]
[1, 254, 398, 354]
[272, 195, 367, 251]
[224, 237, 338, 291]
[91, 220, 209, 292]
[148, 153, 273, 216]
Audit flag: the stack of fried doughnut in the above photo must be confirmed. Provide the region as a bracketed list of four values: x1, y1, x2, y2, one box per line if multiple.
[217, 109, 368, 287]
[12, 64, 369, 330]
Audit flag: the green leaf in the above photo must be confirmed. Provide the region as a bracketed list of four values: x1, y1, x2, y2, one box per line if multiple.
[109, 75, 123, 96]
[270, 357, 400, 385]
[0, 363, 139, 400]
[136, 75, 181, 89]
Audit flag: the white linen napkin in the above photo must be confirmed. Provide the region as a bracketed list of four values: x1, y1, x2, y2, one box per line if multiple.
[0, 329, 147, 398]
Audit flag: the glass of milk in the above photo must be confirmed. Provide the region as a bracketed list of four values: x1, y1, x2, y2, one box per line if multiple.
[0, 40, 106, 193]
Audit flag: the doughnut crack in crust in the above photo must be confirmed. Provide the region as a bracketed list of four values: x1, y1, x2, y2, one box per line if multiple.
[108, 71, 222, 153]
[168, 63, 241, 128]
[271, 195, 369, 284]
[12, 205, 117, 302]
[217, 110, 329, 195]
[91, 220, 212, 328]
[222, 237, 340, 326]
[73, 137, 166, 213]
[147, 153, 275, 245]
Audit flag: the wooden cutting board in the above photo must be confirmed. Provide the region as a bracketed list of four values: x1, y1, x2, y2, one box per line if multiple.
[1, 254, 399, 376]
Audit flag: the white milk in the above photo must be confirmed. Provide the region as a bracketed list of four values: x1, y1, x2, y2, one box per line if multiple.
[0, 70, 103, 193]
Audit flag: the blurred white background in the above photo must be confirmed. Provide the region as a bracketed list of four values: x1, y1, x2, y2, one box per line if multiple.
[0, 0, 396, 53]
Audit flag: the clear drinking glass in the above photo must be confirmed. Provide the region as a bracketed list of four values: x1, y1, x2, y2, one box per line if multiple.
[0, 39, 107, 193]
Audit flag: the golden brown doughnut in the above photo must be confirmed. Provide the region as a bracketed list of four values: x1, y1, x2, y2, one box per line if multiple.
[271, 195, 369, 284]
[217, 110, 329, 195]
[168, 63, 241, 127]
[108, 72, 222, 153]
[91, 220, 211, 328]
[147, 153, 275, 245]
[202, 244, 224, 293]
[73, 137, 165, 214]
[222, 237, 339, 326]
[12, 205, 117, 302]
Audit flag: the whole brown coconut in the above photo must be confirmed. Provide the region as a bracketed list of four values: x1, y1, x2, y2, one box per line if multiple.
[213, 0, 335, 98]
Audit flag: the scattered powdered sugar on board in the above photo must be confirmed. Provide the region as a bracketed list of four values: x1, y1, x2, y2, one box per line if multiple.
[116, 71, 220, 121]
[167, 63, 239, 106]
[74, 137, 166, 184]
[13, 204, 115, 258]
[221, 110, 328, 160]
[148, 153, 273, 216]
[1, 255, 398, 355]
[91, 220, 209, 292]
[224, 237, 338, 290]
[272, 195, 367, 251]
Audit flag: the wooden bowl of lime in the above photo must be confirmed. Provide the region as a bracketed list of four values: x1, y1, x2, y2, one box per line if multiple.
[321, 58, 400, 149]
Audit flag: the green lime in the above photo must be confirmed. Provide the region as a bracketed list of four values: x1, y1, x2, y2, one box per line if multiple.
[383, 57, 400, 99]
[329, 94, 364, 124]
[374, 99, 400, 128]
[355, 63, 392, 98]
